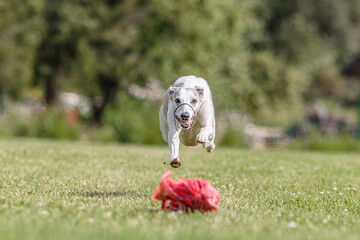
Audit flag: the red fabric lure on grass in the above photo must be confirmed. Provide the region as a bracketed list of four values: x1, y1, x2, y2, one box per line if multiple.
[153, 171, 220, 212]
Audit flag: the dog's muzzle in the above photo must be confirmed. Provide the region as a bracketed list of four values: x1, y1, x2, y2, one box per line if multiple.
[174, 103, 196, 129]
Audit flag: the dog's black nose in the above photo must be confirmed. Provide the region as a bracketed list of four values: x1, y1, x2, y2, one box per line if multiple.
[181, 112, 190, 120]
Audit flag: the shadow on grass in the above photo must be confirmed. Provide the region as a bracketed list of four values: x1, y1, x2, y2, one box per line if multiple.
[73, 190, 148, 199]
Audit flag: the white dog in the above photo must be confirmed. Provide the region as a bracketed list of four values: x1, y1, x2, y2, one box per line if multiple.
[159, 75, 216, 168]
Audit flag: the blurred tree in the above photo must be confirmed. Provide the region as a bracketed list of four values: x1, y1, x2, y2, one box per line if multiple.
[33, 0, 80, 105]
[135, 0, 307, 121]
[67, 0, 146, 124]
[0, 0, 44, 103]
[135, 0, 262, 111]
[255, 0, 360, 63]
[254, 0, 360, 113]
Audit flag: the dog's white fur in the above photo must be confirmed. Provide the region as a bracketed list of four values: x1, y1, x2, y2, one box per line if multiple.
[159, 75, 215, 168]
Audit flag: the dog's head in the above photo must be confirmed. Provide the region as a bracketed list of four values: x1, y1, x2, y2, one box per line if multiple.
[169, 86, 204, 129]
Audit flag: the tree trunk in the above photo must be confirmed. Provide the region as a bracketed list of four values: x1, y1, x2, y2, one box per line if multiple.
[45, 78, 57, 105]
[0, 88, 8, 114]
[91, 76, 119, 125]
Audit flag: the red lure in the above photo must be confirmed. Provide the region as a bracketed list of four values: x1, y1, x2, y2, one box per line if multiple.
[153, 171, 220, 212]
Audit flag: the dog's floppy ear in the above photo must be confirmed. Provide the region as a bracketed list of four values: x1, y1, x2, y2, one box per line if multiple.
[195, 86, 204, 98]
[169, 87, 177, 95]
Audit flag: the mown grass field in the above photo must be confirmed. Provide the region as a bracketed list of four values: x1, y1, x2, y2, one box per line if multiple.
[1, 138, 360, 240]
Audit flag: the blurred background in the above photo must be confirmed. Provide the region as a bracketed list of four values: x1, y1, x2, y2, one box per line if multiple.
[1, 0, 360, 151]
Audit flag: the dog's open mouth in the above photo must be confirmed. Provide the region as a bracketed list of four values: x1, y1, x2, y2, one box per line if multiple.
[176, 117, 195, 129]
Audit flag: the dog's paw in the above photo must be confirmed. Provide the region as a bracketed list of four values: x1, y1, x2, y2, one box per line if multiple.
[170, 158, 182, 168]
[196, 133, 208, 144]
[205, 142, 215, 153]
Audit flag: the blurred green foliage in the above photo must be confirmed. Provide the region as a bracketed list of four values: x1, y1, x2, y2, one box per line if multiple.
[0, 0, 44, 98]
[218, 125, 247, 147]
[290, 131, 360, 152]
[0, 0, 359, 145]
[0, 107, 80, 139]
[103, 94, 164, 144]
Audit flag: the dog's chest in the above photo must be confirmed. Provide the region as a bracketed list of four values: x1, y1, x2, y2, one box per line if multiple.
[179, 121, 201, 146]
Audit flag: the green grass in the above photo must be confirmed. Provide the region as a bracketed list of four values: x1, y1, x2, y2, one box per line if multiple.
[1, 138, 360, 240]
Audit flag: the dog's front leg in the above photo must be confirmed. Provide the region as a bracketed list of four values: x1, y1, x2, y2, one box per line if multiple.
[196, 126, 216, 153]
[168, 128, 182, 168]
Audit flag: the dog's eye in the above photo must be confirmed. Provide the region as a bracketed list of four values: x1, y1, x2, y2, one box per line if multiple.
[175, 98, 181, 104]
[191, 99, 197, 104]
